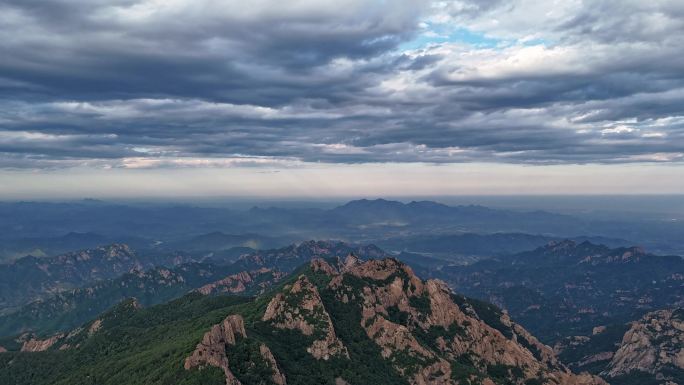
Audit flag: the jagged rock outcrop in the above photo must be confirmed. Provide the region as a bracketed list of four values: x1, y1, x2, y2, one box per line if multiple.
[259, 343, 287, 385]
[326, 257, 606, 385]
[604, 309, 684, 378]
[185, 315, 247, 384]
[263, 275, 348, 360]
[195, 268, 285, 295]
[6, 299, 141, 353]
[181, 254, 607, 384]
[235, 240, 386, 273]
[339, 253, 361, 272]
[0, 244, 148, 312]
[184, 314, 286, 385]
[88, 319, 102, 336]
[20, 333, 65, 352]
[311, 258, 339, 275]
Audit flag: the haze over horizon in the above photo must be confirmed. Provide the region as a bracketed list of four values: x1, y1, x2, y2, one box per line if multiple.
[1, 0, 683, 197]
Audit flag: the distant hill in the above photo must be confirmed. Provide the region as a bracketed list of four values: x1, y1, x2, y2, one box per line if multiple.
[232, 240, 389, 272]
[0, 241, 389, 338]
[374, 232, 629, 261]
[0, 232, 151, 262]
[163, 232, 292, 253]
[555, 309, 684, 385]
[3, 199, 682, 254]
[0, 261, 288, 339]
[436, 240, 684, 343]
[0, 244, 198, 312]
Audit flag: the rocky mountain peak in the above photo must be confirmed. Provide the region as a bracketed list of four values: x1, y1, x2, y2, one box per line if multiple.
[194, 268, 285, 296]
[324, 257, 606, 385]
[235, 240, 388, 273]
[340, 253, 361, 272]
[546, 239, 578, 251]
[578, 245, 651, 265]
[185, 314, 286, 385]
[604, 309, 684, 380]
[103, 243, 134, 257]
[263, 275, 348, 360]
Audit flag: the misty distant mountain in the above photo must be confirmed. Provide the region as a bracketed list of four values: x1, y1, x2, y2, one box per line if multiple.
[436, 240, 684, 343]
[374, 232, 629, 261]
[231, 240, 389, 272]
[163, 232, 292, 253]
[0, 240, 388, 338]
[1, 198, 682, 258]
[0, 262, 246, 338]
[0, 232, 151, 263]
[0, 244, 197, 312]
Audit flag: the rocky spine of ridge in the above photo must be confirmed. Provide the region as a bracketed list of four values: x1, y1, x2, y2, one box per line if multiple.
[235, 240, 387, 272]
[195, 268, 286, 295]
[604, 309, 684, 378]
[263, 275, 349, 360]
[523, 240, 654, 266]
[15, 308, 113, 352]
[185, 314, 286, 385]
[20, 333, 66, 352]
[0, 243, 202, 312]
[317, 257, 606, 385]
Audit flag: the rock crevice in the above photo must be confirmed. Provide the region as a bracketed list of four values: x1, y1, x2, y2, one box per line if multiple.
[185, 314, 286, 385]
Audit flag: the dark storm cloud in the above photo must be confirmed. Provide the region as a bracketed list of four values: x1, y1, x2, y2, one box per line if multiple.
[0, 0, 683, 169]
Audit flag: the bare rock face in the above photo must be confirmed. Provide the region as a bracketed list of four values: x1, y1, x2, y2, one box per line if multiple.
[332, 258, 607, 385]
[339, 253, 361, 272]
[604, 309, 684, 378]
[0, 346, 6, 353]
[263, 275, 348, 360]
[310, 258, 338, 275]
[259, 344, 287, 385]
[195, 268, 285, 296]
[184, 315, 247, 385]
[20, 333, 65, 352]
[184, 314, 287, 385]
[88, 319, 102, 336]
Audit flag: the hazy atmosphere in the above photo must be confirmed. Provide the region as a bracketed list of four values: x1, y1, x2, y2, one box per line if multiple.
[1, 2, 683, 385]
[1, 0, 683, 197]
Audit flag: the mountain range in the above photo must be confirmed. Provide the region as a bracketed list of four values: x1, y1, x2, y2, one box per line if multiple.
[0, 244, 200, 313]
[0, 238, 682, 384]
[0, 257, 607, 385]
[436, 240, 684, 343]
[0, 241, 388, 338]
[1, 199, 682, 257]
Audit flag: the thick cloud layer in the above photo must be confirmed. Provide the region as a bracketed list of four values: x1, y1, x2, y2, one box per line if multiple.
[1, 0, 683, 169]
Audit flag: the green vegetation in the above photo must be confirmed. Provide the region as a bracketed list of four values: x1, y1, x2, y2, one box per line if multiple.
[386, 305, 410, 325]
[0, 263, 241, 338]
[450, 354, 480, 384]
[409, 293, 432, 316]
[515, 334, 543, 362]
[486, 364, 523, 385]
[414, 323, 467, 352]
[0, 261, 581, 385]
[0, 294, 249, 385]
[557, 323, 630, 374]
[226, 337, 277, 385]
[452, 294, 514, 339]
[610, 367, 684, 385]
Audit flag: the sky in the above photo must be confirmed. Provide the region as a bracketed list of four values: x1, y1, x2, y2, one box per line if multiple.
[1, 0, 683, 198]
